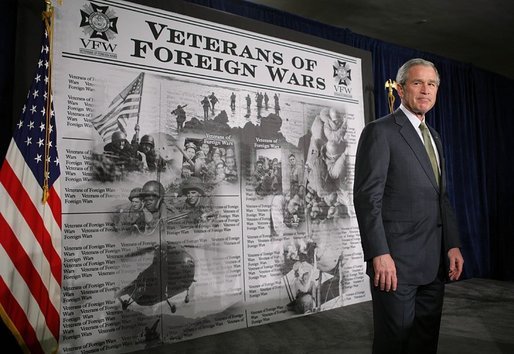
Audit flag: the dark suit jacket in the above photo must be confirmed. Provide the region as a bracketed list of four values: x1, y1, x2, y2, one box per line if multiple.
[353, 109, 461, 285]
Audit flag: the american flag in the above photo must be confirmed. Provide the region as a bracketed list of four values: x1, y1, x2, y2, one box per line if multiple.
[0, 27, 62, 354]
[90, 72, 144, 141]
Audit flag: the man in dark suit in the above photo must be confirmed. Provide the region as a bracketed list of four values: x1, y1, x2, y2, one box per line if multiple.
[353, 58, 464, 354]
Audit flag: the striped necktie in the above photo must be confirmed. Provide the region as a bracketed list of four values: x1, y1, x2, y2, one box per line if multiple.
[419, 121, 440, 187]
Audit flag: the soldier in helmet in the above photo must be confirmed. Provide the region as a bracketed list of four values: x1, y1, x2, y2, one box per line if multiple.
[208, 92, 218, 115]
[103, 130, 139, 171]
[178, 177, 215, 226]
[230, 92, 236, 110]
[135, 134, 166, 172]
[201, 96, 210, 120]
[113, 187, 146, 234]
[140, 180, 178, 233]
[171, 104, 187, 132]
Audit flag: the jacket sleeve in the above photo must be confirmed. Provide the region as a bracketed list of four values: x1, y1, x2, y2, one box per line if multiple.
[353, 122, 391, 261]
[441, 191, 462, 251]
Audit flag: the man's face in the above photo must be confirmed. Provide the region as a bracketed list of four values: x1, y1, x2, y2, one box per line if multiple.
[186, 148, 196, 159]
[397, 65, 439, 117]
[287, 200, 300, 214]
[144, 195, 160, 213]
[256, 162, 263, 171]
[289, 156, 296, 166]
[114, 140, 125, 150]
[201, 144, 210, 155]
[141, 143, 152, 153]
[131, 197, 143, 210]
[186, 190, 200, 205]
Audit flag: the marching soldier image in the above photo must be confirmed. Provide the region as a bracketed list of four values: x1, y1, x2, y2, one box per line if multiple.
[171, 104, 187, 132]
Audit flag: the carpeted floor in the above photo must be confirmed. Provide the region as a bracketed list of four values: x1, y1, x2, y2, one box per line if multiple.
[135, 278, 514, 354]
[2, 278, 512, 353]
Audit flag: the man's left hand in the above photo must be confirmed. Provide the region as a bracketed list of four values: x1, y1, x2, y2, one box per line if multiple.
[448, 247, 464, 281]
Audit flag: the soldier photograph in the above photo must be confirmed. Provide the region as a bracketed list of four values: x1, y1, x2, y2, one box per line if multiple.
[103, 131, 141, 171]
[201, 96, 210, 120]
[177, 177, 216, 227]
[113, 187, 146, 234]
[134, 134, 167, 173]
[171, 104, 187, 132]
[208, 92, 219, 115]
[139, 180, 179, 234]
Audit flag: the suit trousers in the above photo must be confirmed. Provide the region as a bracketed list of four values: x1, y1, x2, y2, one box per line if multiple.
[370, 270, 445, 354]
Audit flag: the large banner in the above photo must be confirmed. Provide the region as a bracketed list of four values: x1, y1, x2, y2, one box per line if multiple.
[52, 1, 372, 352]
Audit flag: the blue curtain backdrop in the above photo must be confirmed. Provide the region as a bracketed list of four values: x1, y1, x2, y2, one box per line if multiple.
[183, 0, 514, 280]
[2, 1, 512, 280]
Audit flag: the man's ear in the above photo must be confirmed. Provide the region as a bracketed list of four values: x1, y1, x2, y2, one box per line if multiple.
[396, 84, 404, 98]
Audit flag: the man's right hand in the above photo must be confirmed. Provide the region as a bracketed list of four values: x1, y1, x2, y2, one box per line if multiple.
[372, 254, 397, 292]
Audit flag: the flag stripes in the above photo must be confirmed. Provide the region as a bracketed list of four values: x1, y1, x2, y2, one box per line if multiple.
[91, 72, 144, 141]
[0, 278, 46, 354]
[0, 158, 62, 283]
[0, 25, 62, 354]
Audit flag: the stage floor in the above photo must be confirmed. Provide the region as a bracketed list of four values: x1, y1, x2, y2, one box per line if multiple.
[135, 278, 514, 354]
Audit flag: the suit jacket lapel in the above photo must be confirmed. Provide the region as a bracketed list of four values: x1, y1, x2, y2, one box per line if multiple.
[393, 109, 440, 192]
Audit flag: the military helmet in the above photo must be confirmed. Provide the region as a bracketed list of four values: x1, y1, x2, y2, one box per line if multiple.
[128, 187, 142, 201]
[141, 180, 165, 198]
[181, 177, 205, 196]
[140, 134, 155, 147]
[184, 141, 197, 151]
[111, 131, 127, 142]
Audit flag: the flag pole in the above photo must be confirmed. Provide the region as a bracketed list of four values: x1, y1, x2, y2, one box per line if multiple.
[133, 73, 145, 144]
[42, 0, 54, 203]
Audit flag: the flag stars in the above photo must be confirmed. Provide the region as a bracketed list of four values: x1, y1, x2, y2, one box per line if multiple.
[28, 121, 35, 129]
[39, 122, 45, 131]
[35, 74, 41, 83]
[37, 138, 44, 147]
[32, 90, 39, 99]
[44, 60, 49, 69]
[22, 105, 26, 114]
[41, 106, 46, 116]
[17, 120, 23, 129]
[25, 137, 32, 146]
[31, 105, 37, 114]
[35, 154, 42, 163]
[38, 59, 43, 68]
[54, 157, 59, 166]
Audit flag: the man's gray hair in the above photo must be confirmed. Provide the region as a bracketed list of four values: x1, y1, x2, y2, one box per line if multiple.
[396, 58, 440, 86]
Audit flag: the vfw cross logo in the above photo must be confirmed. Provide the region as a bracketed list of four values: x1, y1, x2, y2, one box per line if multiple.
[333, 60, 353, 97]
[79, 3, 118, 56]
